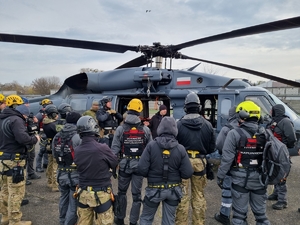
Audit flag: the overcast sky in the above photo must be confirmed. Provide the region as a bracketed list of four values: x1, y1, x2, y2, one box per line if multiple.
[0, 0, 300, 85]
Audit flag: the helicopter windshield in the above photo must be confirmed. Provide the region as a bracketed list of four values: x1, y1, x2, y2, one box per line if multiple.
[268, 92, 299, 121]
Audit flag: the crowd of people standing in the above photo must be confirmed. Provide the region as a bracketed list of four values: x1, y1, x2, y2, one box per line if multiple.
[0, 92, 299, 225]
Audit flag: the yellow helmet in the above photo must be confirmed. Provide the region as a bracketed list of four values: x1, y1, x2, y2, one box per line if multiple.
[236, 100, 261, 120]
[40, 99, 53, 107]
[5, 95, 24, 107]
[0, 94, 5, 103]
[127, 98, 143, 112]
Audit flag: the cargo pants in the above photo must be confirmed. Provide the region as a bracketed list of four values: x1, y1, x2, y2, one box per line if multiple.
[77, 189, 114, 225]
[175, 157, 207, 225]
[58, 170, 79, 225]
[140, 186, 182, 225]
[231, 169, 270, 225]
[0, 160, 26, 224]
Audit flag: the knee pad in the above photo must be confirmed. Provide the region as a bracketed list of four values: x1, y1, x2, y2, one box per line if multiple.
[118, 190, 127, 196]
[132, 193, 141, 202]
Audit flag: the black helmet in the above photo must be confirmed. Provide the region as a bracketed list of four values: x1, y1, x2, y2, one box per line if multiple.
[58, 103, 72, 115]
[45, 104, 59, 119]
[77, 116, 99, 136]
[100, 96, 111, 106]
[184, 92, 201, 113]
[185, 92, 200, 105]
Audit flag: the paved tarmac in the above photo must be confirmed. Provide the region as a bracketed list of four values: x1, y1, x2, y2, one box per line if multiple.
[21, 146, 300, 225]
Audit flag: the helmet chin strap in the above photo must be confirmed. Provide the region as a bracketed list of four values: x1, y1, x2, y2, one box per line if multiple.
[104, 105, 111, 110]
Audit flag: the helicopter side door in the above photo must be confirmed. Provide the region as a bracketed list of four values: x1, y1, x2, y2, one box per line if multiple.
[216, 93, 236, 134]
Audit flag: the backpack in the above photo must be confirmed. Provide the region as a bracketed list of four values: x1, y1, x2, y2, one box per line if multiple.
[234, 127, 265, 169]
[122, 123, 145, 156]
[53, 130, 77, 166]
[260, 128, 291, 186]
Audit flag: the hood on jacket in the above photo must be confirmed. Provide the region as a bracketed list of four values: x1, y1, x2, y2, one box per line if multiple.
[124, 113, 141, 125]
[156, 117, 179, 149]
[0, 107, 24, 121]
[240, 121, 259, 136]
[60, 123, 77, 139]
[228, 105, 237, 122]
[181, 114, 203, 130]
[272, 104, 285, 117]
[157, 117, 178, 137]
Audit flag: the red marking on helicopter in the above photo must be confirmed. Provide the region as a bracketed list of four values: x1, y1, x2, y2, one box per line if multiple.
[176, 77, 191, 86]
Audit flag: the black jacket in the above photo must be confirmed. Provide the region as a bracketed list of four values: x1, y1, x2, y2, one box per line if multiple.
[138, 117, 193, 183]
[43, 117, 57, 139]
[177, 114, 216, 154]
[74, 136, 118, 188]
[96, 108, 122, 129]
[269, 104, 296, 148]
[148, 111, 164, 139]
[0, 107, 38, 154]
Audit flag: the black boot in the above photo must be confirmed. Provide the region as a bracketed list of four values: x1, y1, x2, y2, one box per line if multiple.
[214, 212, 230, 225]
[272, 201, 288, 210]
[114, 217, 125, 225]
[26, 179, 32, 185]
[267, 193, 278, 201]
[21, 199, 29, 206]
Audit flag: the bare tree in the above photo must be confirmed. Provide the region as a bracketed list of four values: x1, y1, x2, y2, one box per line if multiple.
[250, 80, 266, 86]
[31, 76, 61, 95]
[80, 68, 103, 73]
[201, 63, 219, 75]
[0, 81, 26, 94]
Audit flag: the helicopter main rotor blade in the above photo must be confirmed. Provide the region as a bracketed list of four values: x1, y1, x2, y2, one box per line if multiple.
[0, 33, 138, 54]
[115, 56, 152, 69]
[172, 16, 300, 51]
[180, 54, 300, 87]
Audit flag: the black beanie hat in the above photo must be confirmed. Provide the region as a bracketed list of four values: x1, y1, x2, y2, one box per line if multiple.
[159, 105, 167, 111]
[66, 112, 81, 124]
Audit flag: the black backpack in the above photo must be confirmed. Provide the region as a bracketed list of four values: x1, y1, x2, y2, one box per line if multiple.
[53, 130, 77, 166]
[260, 128, 291, 186]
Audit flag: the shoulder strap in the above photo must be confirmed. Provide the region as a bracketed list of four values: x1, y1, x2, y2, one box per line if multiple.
[225, 123, 234, 130]
[235, 127, 247, 147]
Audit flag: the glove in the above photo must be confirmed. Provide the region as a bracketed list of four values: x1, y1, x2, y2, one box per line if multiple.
[108, 109, 116, 114]
[217, 177, 224, 189]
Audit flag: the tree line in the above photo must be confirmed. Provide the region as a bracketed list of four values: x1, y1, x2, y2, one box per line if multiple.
[0, 76, 62, 95]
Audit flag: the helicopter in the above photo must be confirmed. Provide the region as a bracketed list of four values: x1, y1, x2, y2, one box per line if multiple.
[1, 16, 300, 155]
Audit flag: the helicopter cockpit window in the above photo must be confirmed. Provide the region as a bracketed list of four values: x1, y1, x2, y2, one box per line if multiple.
[268, 92, 299, 121]
[70, 99, 87, 114]
[245, 95, 272, 119]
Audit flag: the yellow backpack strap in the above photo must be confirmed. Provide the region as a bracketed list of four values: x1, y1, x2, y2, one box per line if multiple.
[162, 149, 171, 182]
